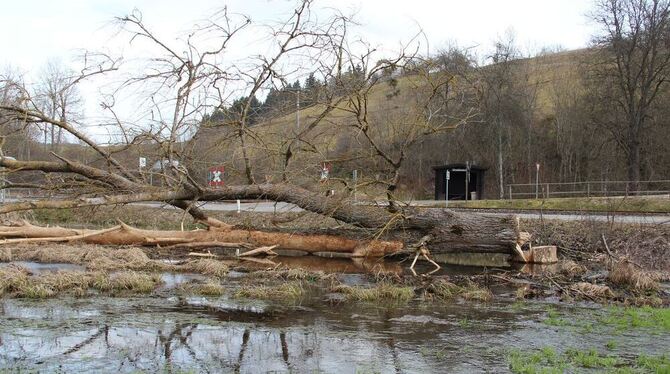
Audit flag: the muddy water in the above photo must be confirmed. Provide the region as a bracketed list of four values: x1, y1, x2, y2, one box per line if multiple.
[1, 261, 669, 373]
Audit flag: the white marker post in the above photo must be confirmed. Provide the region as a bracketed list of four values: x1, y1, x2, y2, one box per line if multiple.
[535, 162, 540, 199]
[237, 199, 241, 213]
[445, 170, 450, 208]
[352, 169, 358, 203]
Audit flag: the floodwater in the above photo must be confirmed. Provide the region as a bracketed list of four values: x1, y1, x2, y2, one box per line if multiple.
[1, 261, 668, 373]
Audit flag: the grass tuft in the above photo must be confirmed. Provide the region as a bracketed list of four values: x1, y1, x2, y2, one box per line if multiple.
[193, 280, 225, 296]
[333, 283, 415, 303]
[565, 348, 619, 368]
[558, 260, 587, 276]
[571, 282, 615, 299]
[92, 271, 161, 293]
[608, 261, 659, 291]
[428, 279, 493, 302]
[509, 347, 670, 374]
[1, 265, 162, 298]
[234, 281, 305, 301]
[0, 247, 11, 262]
[182, 259, 229, 278]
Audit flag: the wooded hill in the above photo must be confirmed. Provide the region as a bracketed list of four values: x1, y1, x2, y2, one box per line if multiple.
[187, 46, 670, 200]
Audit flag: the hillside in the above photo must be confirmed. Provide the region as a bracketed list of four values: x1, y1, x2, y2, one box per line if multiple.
[191, 48, 603, 200]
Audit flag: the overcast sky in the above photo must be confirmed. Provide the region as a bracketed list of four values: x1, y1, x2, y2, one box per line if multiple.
[1, 0, 596, 73]
[0, 0, 597, 141]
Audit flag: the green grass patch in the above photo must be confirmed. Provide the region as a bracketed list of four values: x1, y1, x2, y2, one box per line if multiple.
[509, 347, 669, 374]
[542, 306, 670, 334]
[599, 306, 670, 332]
[542, 307, 570, 327]
[637, 353, 670, 373]
[565, 348, 619, 368]
[442, 196, 670, 213]
[508, 347, 567, 374]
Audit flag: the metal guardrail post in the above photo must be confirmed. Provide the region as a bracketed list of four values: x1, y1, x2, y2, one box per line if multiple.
[546, 183, 550, 198]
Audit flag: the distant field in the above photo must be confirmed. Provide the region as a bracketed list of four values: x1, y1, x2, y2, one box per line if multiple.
[443, 196, 670, 213]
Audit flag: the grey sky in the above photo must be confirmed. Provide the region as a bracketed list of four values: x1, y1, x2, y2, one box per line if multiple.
[2, 0, 595, 72]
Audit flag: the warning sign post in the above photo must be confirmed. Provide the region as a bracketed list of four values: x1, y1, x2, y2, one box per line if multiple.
[208, 166, 225, 187]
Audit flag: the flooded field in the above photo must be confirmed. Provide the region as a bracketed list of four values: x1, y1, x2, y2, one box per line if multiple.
[1, 259, 668, 373]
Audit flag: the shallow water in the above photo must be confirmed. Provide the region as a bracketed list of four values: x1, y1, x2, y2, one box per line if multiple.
[1, 292, 668, 373]
[0, 261, 86, 273]
[1, 259, 668, 373]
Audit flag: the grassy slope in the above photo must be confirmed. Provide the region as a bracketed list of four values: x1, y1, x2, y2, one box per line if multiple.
[261, 48, 590, 134]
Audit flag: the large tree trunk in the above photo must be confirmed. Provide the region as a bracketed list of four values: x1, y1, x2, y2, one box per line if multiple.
[0, 221, 403, 257]
[0, 155, 529, 257]
[0, 204, 528, 258]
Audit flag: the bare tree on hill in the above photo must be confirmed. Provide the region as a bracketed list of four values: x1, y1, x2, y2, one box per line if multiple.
[590, 0, 670, 191]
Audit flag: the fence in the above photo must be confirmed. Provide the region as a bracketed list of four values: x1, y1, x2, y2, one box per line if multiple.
[507, 180, 670, 200]
[0, 187, 54, 203]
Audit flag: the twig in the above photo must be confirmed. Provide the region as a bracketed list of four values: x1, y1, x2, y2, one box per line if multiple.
[239, 244, 279, 257]
[163, 241, 251, 250]
[601, 234, 616, 260]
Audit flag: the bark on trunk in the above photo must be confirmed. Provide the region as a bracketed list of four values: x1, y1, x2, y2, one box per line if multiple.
[0, 207, 528, 257]
[0, 166, 529, 256]
[0, 221, 403, 257]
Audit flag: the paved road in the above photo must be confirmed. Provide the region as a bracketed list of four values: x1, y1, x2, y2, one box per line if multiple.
[3, 197, 667, 224]
[135, 201, 302, 213]
[498, 212, 669, 225]
[134, 200, 670, 225]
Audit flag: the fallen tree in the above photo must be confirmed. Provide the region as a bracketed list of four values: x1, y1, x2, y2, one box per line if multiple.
[0, 183, 529, 257]
[0, 1, 530, 262]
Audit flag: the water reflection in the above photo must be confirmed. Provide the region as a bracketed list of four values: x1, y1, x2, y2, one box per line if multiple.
[0, 297, 535, 373]
[1, 279, 669, 372]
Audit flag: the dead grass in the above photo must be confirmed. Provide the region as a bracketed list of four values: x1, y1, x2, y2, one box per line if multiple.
[181, 259, 229, 278]
[249, 267, 334, 282]
[333, 283, 415, 303]
[87, 247, 160, 271]
[428, 279, 493, 302]
[192, 281, 225, 296]
[559, 260, 588, 276]
[608, 261, 659, 291]
[0, 264, 30, 297]
[4, 244, 160, 271]
[0, 265, 163, 298]
[0, 247, 11, 262]
[92, 271, 161, 294]
[2, 244, 231, 277]
[233, 281, 305, 301]
[571, 282, 615, 299]
[525, 219, 670, 272]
